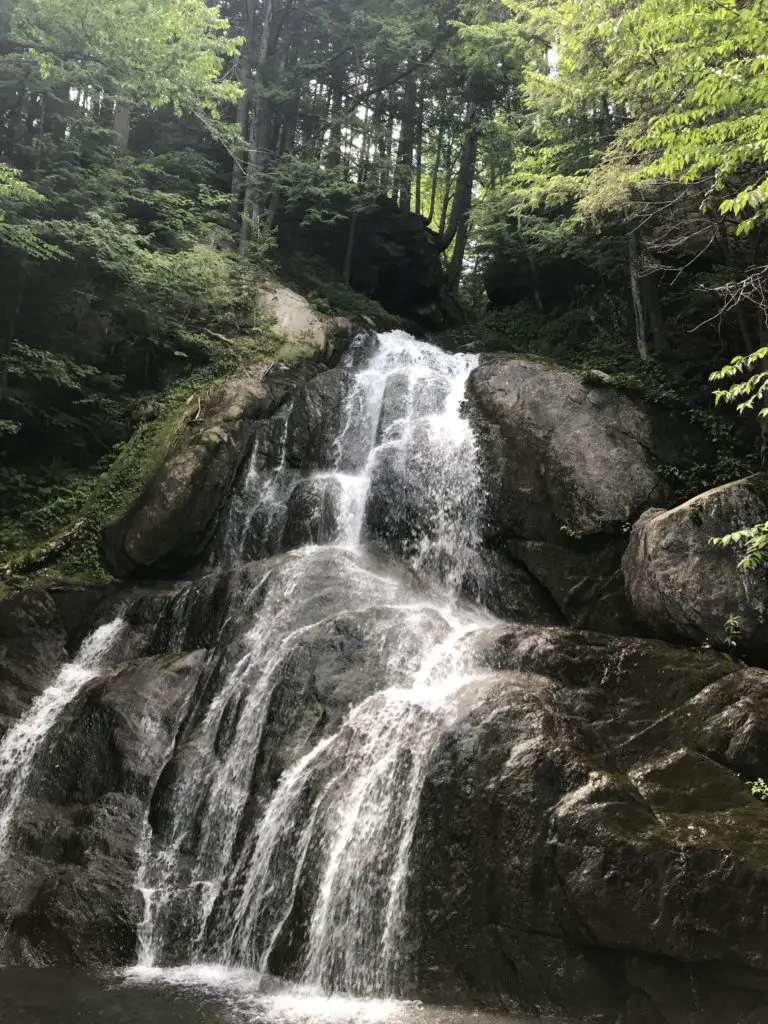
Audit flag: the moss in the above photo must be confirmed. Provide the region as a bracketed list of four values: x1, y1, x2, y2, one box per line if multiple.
[0, 321, 287, 597]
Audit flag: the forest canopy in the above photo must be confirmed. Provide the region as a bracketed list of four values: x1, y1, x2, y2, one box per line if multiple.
[1, 0, 767, 568]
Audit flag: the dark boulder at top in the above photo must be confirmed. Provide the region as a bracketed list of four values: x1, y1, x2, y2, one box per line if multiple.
[484, 251, 599, 313]
[409, 624, 768, 1023]
[278, 196, 461, 329]
[467, 354, 707, 634]
[623, 475, 768, 661]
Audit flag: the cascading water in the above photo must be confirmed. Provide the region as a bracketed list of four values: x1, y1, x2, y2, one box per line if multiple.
[0, 616, 127, 860]
[0, 330, 499, 1002]
[134, 331, 496, 995]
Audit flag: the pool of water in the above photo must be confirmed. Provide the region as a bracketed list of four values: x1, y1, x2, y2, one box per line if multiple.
[0, 967, 572, 1024]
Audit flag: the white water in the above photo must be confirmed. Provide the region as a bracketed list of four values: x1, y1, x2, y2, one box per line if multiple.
[0, 617, 126, 857]
[133, 331, 497, 995]
[223, 330, 483, 579]
[0, 331, 498, 1003]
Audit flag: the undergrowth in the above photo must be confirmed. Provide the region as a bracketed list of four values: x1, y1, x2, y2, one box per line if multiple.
[0, 317, 292, 598]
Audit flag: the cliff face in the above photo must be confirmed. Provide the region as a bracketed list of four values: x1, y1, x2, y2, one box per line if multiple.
[1, 327, 768, 1024]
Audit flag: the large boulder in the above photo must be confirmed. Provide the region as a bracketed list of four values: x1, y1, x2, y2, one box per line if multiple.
[100, 361, 324, 578]
[467, 355, 705, 634]
[257, 278, 328, 353]
[468, 354, 698, 543]
[623, 475, 768, 660]
[99, 276, 344, 579]
[409, 624, 768, 1023]
[277, 196, 461, 329]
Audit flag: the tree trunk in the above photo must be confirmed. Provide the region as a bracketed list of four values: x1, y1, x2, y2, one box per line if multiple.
[46, 83, 71, 141]
[629, 229, 651, 362]
[326, 63, 344, 168]
[642, 270, 666, 351]
[343, 211, 358, 285]
[414, 87, 423, 217]
[0, 278, 22, 414]
[239, 0, 276, 253]
[396, 74, 418, 212]
[758, 319, 768, 471]
[230, 0, 258, 221]
[112, 102, 131, 153]
[439, 102, 478, 255]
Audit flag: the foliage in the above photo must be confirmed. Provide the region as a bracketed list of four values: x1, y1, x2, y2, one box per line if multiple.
[710, 523, 768, 572]
[9, 0, 240, 112]
[0, 318, 284, 594]
[711, 349, 768, 419]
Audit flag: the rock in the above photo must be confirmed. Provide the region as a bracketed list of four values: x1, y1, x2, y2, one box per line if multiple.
[623, 475, 768, 659]
[100, 356, 326, 577]
[470, 354, 677, 542]
[459, 547, 563, 626]
[258, 278, 328, 354]
[101, 379, 270, 577]
[285, 369, 356, 470]
[0, 591, 66, 736]
[507, 537, 636, 634]
[277, 196, 460, 329]
[409, 624, 768, 1022]
[0, 651, 204, 967]
[467, 354, 706, 634]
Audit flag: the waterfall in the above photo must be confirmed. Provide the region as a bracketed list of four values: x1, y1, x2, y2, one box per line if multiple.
[220, 330, 484, 580]
[0, 617, 127, 859]
[1, 330, 496, 999]
[133, 331, 496, 995]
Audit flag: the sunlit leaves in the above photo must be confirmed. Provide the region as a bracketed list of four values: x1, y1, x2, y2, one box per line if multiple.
[10, 0, 241, 113]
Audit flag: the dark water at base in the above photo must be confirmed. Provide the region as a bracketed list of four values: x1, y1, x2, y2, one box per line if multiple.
[0, 969, 571, 1024]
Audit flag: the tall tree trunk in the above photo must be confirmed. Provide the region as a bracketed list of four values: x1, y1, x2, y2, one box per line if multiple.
[0, 277, 22, 414]
[629, 229, 650, 361]
[642, 270, 666, 351]
[440, 101, 478, 296]
[46, 83, 71, 141]
[343, 211, 358, 284]
[112, 102, 131, 153]
[396, 75, 418, 212]
[230, 0, 259, 222]
[414, 87, 423, 217]
[357, 102, 372, 184]
[757, 318, 768, 470]
[240, 0, 276, 253]
[438, 174, 453, 239]
[326, 63, 344, 168]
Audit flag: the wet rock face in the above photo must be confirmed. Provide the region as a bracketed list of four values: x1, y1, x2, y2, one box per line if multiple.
[623, 475, 768, 661]
[6, 328, 768, 1024]
[0, 651, 204, 967]
[409, 626, 768, 1023]
[0, 592, 66, 736]
[468, 355, 670, 542]
[285, 370, 356, 471]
